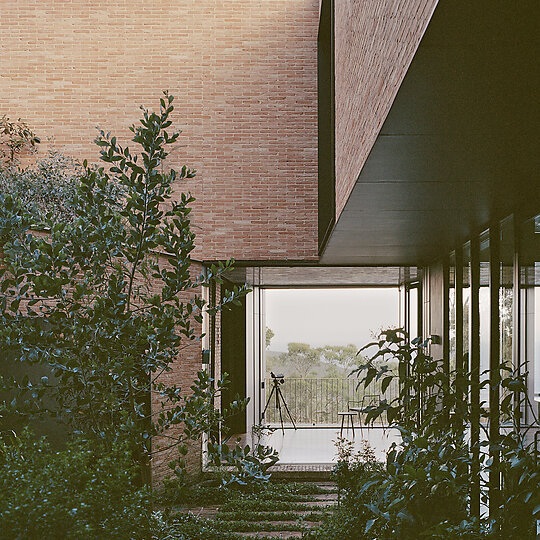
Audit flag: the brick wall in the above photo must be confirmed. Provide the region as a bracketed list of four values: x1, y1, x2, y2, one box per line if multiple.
[148, 257, 205, 487]
[0, 0, 319, 262]
[334, 0, 438, 218]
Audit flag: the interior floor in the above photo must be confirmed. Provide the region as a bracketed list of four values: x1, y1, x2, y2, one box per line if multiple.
[265, 426, 400, 464]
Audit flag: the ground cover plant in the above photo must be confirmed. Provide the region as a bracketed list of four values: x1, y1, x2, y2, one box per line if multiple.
[0, 93, 281, 538]
[0, 430, 153, 539]
[311, 328, 539, 539]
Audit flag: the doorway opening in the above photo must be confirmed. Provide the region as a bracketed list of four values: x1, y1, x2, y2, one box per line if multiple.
[218, 266, 420, 465]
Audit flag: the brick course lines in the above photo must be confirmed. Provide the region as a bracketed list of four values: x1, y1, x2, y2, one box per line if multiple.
[0, 0, 319, 262]
[148, 258, 205, 486]
[334, 0, 438, 218]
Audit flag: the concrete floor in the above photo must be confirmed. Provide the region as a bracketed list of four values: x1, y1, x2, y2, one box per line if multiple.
[265, 425, 400, 464]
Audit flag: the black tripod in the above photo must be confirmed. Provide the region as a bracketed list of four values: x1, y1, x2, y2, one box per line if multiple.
[261, 372, 297, 434]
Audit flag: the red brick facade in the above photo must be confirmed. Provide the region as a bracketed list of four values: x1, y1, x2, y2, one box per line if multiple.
[0, 0, 319, 262]
[1, 2, 319, 481]
[334, 0, 437, 218]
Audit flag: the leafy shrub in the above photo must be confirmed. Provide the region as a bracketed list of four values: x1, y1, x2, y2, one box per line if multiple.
[346, 329, 539, 539]
[0, 152, 81, 225]
[151, 512, 241, 540]
[305, 438, 383, 539]
[332, 437, 383, 494]
[0, 151, 126, 228]
[0, 92, 248, 484]
[0, 430, 152, 539]
[207, 439, 279, 488]
[204, 423, 279, 488]
[0, 115, 40, 165]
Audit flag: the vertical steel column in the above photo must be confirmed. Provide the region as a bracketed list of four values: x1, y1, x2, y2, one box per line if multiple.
[470, 236, 481, 517]
[443, 257, 450, 376]
[512, 225, 522, 428]
[489, 222, 501, 516]
[405, 284, 410, 340]
[455, 248, 464, 405]
[417, 280, 423, 340]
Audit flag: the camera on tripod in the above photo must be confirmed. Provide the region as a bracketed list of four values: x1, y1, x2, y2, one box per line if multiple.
[262, 372, 296, 433]
[270, 372, 285, 384]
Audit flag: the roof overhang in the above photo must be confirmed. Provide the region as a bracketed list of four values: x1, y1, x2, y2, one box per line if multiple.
[321, 0, 540, 265]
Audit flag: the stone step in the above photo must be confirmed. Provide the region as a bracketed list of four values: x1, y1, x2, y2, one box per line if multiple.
[217, 510, 326, 521]
[309, 492, 339, 501]
[226, 520, 321, 530]
[295, 500, 336, 507]
[221, 500, 336, 512]
[236, 532, 304, 538]
[268, 466, 333, 481]
[215, 481, 337, 538]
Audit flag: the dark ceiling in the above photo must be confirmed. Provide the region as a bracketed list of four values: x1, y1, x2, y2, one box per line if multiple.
[321, 0, 540, 265]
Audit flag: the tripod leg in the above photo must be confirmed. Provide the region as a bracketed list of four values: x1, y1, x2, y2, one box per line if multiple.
[261, 385, 276, 422]
[277, 386, 297, 430]
[276, 393, 285, 434]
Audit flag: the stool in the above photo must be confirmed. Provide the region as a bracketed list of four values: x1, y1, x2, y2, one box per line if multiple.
[338, 411, 356, 437]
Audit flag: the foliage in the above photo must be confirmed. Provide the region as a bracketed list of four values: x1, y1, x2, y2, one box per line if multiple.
[346, 328, 540, 539]
[0, 151, 114, 226]
[304, 438, 383, 540]
[267, 342, 364, 378]
[151, 512, 241, 540]
[0, 92, 249, 484]
[0, 115, 40, 165]
[265, 326, 274, 348]
[0, 193, 32, 246]
[332, 437, 383, 493]
[164, 479, 324, 507]
[0, 429, 152, 539]
[207, 424, 279, 488]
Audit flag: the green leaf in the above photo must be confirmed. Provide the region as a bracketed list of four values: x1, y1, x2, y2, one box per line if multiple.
[381, 375, 393, 394]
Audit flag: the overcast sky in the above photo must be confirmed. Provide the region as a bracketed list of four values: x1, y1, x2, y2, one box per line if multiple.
[265, 288, 400, 352]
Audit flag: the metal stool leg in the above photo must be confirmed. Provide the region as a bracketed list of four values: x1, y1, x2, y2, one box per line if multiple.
[340, 415, 345, 437]
[351, 414, 355, 438]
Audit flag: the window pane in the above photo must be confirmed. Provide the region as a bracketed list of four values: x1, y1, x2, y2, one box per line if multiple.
[449, 251, 456, 376]
[519, 213, 540, 411]
[500, 216, 514, 422]
[479, 230, 490, 413]
[463, 242, 471, 362]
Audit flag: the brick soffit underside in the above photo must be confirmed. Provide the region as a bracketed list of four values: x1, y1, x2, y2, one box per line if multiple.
[334, 0, 439, 220]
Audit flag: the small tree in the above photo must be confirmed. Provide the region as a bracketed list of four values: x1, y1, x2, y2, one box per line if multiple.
[0, 115, 40, 166]
[0, 92, 248, 484]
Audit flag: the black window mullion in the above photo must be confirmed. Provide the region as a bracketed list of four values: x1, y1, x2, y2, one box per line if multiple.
[489, 222, 501, 515]
[455, 247, 464, 402]
[470, 236, 481, 518]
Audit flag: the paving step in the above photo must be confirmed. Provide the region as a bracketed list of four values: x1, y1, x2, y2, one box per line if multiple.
[236, 532, 304, 538]
[268, 467, 333, 481]
[217, 510, 326, 521]
[211, 481, 337, 538]
[309, 492, 338, 501]
[224, 520, 321, 533]
[294, 500, 336, 508]
[220, 501, 335, 512]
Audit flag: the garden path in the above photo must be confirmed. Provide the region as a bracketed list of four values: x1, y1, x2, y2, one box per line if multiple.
[176, 481, 337, 538]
